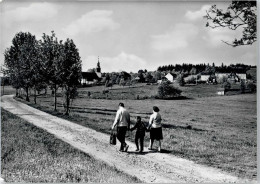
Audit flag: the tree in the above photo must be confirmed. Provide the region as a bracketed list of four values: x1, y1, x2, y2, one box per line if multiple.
[60, 38, 82, 115]
[145, 72, 153, 83]
[130, 79, 137, 86]
[247, 82, 256, 93]
[116, 76, 121, 84]
[138, 70, 145, 83]
[39, 31, 63, 110]
[190, 67, 197, 75]
[3, 47, 22, 97]
[111, 74, 118, 84]
[205, 64, 216, 75]
[4, 32, 39, 101]
[119, 78, 125, 87]
[204, 0, 257, 47]
[176, 74, 185, 86]
[240, 79, 246, 93]
[154, 71, 162, 81]
[106, 80, 113, 89]
[31, 44, 45, 104]
[158, 81, 182, 99]
[223, 81, 231, 90]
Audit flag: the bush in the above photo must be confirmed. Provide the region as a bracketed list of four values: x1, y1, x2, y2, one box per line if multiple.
[158, 81, 182, 99]
[185, 76, 196, 84]
[176, 74, 185, 86]
[247, 82, 256, 93]
[240, 80, 246, 93]
[217, 76, 228, 84]
[223, 81, 231, 90]
[102, 90, 109, 94]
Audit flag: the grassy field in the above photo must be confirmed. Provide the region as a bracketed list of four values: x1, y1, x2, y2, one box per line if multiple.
[4, 84, 257, 180]
[1, 108, 140, 183]
[78, 83, 224, 100]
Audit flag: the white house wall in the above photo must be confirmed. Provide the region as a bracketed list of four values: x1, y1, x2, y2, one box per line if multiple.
[200, 75, 210, 81]
[165, 73, 174, 82]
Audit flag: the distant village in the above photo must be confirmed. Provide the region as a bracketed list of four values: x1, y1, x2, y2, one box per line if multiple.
[81, 58, 256, 93]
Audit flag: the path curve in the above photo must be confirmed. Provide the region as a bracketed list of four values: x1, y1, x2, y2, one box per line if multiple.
[1, 95, 254, 183]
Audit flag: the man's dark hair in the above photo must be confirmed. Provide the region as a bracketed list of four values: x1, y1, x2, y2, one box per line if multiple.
[119, 102, 124, 107]
[153, 106, 159, 112]
[137, 116, 141, 121]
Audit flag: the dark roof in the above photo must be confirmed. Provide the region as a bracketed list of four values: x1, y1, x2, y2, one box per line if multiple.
[81, 72, 100, 81]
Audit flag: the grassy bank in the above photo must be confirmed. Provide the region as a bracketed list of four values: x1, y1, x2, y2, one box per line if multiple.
[7, 84, 257, 180]
[1, 108, 140, 183]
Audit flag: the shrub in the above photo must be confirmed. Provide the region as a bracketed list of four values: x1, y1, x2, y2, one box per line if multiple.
[102, 90, 109, 94]
[217, 76, 228, 84]
[240, 80, 246, 93]
[247, 82, 256, 93]
[142, 95, 149, 99]
[176, 74, 185, 86]
[185, 76, 196, 84]
[158, 81, 182, 99]
[223, 81, 231, 90]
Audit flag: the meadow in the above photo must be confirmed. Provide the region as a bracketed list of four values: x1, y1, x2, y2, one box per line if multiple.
[1, 108, 140, 182]
[3, 84, 257, 180]
[78, 83, 223, 100]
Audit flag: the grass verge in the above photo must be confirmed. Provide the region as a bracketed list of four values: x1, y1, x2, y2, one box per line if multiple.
[1, 108, 141, 183]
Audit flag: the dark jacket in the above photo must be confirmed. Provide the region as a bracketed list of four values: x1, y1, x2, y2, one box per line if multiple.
[130, 121, 147, 137]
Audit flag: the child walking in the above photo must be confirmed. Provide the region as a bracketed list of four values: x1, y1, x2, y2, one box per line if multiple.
[130, 116, 147, 153]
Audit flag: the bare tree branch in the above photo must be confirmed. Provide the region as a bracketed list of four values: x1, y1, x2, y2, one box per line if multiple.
[204, 0, 257, 47]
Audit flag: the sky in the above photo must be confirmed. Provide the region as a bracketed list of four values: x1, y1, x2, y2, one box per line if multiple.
[0, 0, 258, 73]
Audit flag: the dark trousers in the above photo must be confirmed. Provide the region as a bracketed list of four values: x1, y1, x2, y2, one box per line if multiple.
[117, 126, 127, 150]
[135, 133, 144, 151]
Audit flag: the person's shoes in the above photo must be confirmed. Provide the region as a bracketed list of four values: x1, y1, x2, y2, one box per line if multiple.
[135, 149, 139, 151]
[124, 145, 129, 152]
[119, 149, 124, 152]
[148, 147, 152, 150]
[139, 150, 143, 153]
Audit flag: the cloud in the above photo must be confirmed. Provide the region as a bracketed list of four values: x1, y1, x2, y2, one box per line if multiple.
[4, 2, 58, 24]
[185, 5, 211, 21]
[203, 27, 240, 47]
[82, 52, 147, 73]
[151, 23, 199, 51]
[63, 10, 120, 36]
[240, 52, 257, 65]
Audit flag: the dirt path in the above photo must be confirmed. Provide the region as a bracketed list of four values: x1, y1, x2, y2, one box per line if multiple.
[1, 95, 254, 183]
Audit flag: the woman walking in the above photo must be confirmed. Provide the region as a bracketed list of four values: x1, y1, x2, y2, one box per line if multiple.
[148, 106, 163, 152]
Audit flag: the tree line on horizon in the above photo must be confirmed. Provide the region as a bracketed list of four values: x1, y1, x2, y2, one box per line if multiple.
[157, 63, 255, 75]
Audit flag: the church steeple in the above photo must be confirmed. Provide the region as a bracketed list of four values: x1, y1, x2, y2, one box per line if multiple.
[96, 56, 101, 73]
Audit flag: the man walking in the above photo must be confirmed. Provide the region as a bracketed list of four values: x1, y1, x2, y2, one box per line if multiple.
[112, 102, 130, 152]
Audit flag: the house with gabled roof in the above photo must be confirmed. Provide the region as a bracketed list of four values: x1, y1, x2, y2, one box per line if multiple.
[165, 73, 174, 82]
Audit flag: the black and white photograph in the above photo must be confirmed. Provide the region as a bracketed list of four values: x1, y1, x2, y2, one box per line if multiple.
[0, 0, 258, 183]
